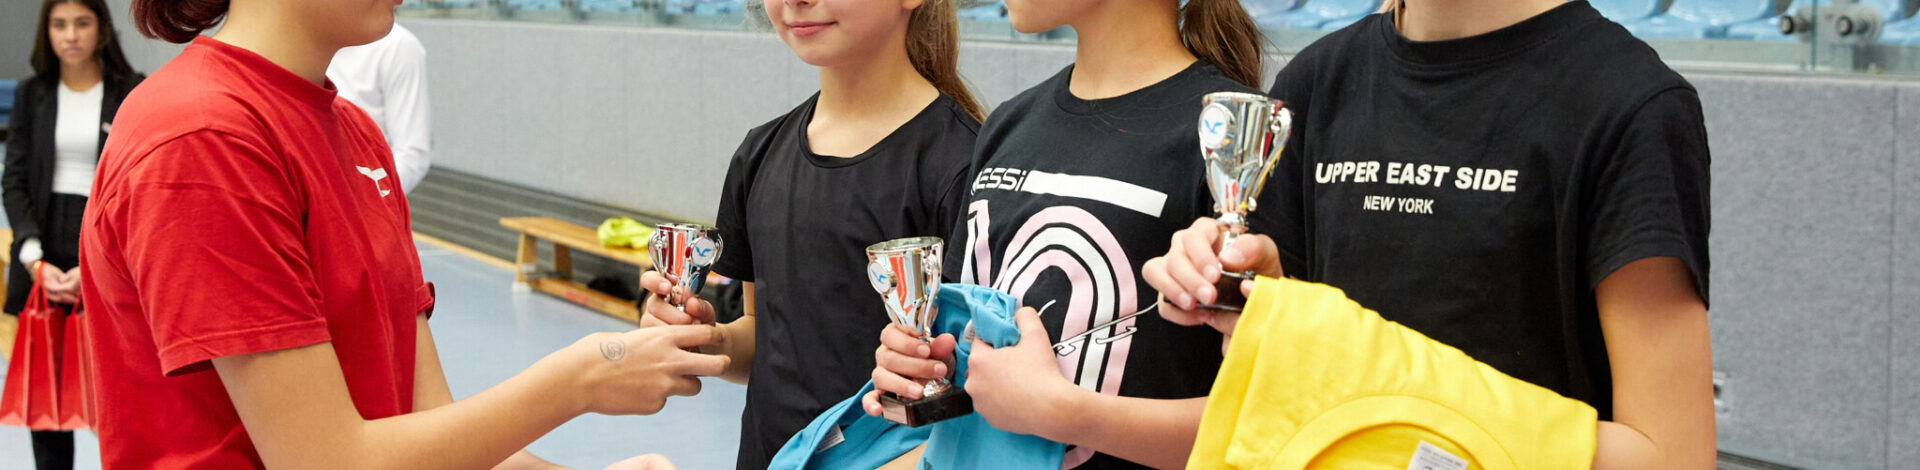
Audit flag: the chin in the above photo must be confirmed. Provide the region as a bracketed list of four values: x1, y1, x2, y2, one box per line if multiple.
[794, 51, 839, 68]
[1009, 19, 1058, 35]
[352, 21, 395, 46]
[787, 44, 843, 68]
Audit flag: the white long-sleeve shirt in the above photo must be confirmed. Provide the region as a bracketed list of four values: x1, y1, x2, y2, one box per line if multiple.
[328, 24, 433, 194]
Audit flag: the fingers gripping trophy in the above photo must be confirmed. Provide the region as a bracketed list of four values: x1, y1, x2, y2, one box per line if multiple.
[648, 223, 723, 309]
[1196, 92, 1292, 311]
[865, 237, 972, 426]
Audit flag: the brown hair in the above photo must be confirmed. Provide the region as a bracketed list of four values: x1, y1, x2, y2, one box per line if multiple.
[31, 0, 137, 81]
[132, 0, 230, 44]
[906, 0, 986, 121]
[1179, 0, 1265, 89]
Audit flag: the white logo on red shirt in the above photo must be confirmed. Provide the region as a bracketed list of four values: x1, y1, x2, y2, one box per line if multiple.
[355, 166, 392, 197]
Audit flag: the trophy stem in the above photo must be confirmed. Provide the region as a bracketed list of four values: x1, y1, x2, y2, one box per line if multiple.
[1203, 220, 1253, 312]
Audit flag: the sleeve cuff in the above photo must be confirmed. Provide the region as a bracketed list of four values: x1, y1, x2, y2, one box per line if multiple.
[157, 319, 333, 376]
[17, 237, 42, 268]
[416, 282, 437, 319]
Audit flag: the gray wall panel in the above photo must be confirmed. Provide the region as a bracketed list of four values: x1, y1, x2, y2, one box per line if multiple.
[1891, 83, 1920, 467]
[1692, 75, 1896, 469]
[103, 0, 187, 74]
[3, 0, 38, 79]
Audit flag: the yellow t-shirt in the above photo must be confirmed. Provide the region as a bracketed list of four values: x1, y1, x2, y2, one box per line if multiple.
[1190, 277, 1598, 470]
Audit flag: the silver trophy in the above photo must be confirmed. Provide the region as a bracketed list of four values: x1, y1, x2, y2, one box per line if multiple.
[1196, 92, 1292, 311]
[648, 223, 723, 309]
[865, 236, 972, 426]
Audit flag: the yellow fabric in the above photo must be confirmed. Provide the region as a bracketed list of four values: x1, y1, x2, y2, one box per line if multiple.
[596, 216, 654, 249]
[1190, 277, 1599, 470]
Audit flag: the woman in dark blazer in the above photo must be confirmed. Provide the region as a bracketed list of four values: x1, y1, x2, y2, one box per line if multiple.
[2, 0, 139, 468]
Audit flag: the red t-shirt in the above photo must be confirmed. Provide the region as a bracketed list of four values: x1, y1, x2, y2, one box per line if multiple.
[79, 37, 435, 468]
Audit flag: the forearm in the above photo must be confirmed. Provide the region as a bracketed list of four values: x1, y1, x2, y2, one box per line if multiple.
[1045, 393, 1206, 469]
[222, 344, 586, 469]
[413, 316, 571, 470]
[713, 315, 754, 383]
[357, 355, 584, 469]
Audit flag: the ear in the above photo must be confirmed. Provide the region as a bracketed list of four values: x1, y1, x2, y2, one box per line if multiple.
[901, 0, 927, 13]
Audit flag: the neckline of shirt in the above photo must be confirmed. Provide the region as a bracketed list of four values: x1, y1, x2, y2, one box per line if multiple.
[57, 81, 103, 96]
[1052, 60, 1211, 116]
[1378, 1, 1597, 69]
[797, 92, 954, 169]
[192, 36, 340, 111]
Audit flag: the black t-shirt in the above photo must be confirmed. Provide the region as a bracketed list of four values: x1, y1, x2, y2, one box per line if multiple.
[946, 62, 1255, 469]
[1256, 1, 1711, 420]
[712, 93, 978, 470]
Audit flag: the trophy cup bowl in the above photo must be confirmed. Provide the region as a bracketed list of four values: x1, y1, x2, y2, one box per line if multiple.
[647, 223, 723, 310]
[1197, 92, 1292, 312]
[865, 236, 972, 427]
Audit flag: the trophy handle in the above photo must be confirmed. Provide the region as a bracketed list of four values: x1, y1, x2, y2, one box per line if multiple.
[1245, 106, 1293, 209]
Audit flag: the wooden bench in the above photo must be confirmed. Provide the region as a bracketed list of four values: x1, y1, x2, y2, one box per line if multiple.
[499, 217, 650, 323]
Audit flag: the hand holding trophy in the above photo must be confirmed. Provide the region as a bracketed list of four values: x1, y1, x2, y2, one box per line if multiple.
[647, 223, 723, 312]
[865, 236, 972, 426]
[1195, 92, 1291, 311]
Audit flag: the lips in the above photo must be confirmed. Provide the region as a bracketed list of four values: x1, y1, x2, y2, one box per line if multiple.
[787, 21, 834, 38]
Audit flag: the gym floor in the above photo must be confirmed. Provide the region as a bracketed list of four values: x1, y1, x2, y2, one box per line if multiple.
[0, 239, 749, 469]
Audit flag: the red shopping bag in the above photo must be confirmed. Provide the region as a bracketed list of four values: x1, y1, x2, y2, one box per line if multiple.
[68, 305, 96, 428]
[54, 306, 88, 430]
[0, 275, 62, 429]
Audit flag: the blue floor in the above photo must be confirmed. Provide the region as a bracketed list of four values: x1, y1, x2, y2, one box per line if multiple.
[0, 240, 748, 469]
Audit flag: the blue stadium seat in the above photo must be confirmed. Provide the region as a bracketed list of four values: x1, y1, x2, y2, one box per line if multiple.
[1620, 0, 1789, 38]
[504, 0, 564, 10]
[692, 0, 742, 15]
[1882, 1, 1920, 43]
[1721, 0, 1815, 41]
[581, 0, 637, 12]
[1245, 0, 1305, 30]
[0, 78, 15, 127]
[1256, 0, 1376, 30]
[662, 0, 740, 15]
[958, 1, 1008, 21]
[1720, 0, 1917, 43]
[1590, 0, 1669, 22]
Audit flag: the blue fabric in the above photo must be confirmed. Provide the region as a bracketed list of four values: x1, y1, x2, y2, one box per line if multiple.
[768, 284, 1064, 470]
[917, 285, 1063, 470]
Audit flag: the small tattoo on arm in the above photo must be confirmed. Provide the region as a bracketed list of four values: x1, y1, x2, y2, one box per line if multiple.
[600, 340, 627, 362]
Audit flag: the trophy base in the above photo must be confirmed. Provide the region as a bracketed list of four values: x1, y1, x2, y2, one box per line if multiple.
[879, 390, 973, 427]
[1199, 271, 1253, 312]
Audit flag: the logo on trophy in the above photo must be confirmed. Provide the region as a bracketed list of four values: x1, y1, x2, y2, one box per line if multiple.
[865, 236, 972, 427]
[1197, 92, 1291, 311]
[648, 223, 723, 308]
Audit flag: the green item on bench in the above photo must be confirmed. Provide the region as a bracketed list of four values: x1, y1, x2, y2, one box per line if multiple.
[598, 217, 655, 249]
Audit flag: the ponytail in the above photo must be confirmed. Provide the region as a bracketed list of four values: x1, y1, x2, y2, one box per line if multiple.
[906, 0, 987, 121]
[132, 0, 229, 44]
[1179, 0, 1265, 89]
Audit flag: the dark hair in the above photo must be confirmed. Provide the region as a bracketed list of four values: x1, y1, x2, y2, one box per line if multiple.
[906, 0, 985, 121]
[30, 0, 138, 81]
[1179, 0, 1265, 88]
[132, 0, 229, 44]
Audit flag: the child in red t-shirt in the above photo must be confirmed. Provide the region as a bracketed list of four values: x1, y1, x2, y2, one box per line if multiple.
[79, 1, 727, 468]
